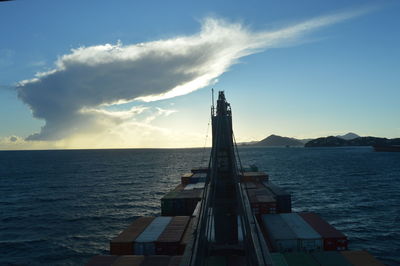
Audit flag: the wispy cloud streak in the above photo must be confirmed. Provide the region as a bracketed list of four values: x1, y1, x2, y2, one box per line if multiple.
[16, 8, 371, 141]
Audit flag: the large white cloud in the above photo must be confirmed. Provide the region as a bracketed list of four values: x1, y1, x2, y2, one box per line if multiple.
[16, 9, 371, 141]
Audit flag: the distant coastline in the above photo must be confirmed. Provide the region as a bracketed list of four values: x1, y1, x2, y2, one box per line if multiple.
[240, 133, 400, 148]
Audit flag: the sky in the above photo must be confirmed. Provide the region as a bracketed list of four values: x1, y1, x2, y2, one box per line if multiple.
[0, 0, 399, 149]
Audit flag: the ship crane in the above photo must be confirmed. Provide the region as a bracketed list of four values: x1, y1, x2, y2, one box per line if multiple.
[181, 91, 273, 266]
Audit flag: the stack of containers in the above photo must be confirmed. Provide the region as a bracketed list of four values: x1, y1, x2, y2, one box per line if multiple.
[134, 216, 172, 255]
[190, 172, 207, 183]
[190, 167, 209, 174]
[263, 181, 292, 213]
[155, 216, 190, 255]
[184, 182, 205, 190]
[110, 217, 155, 255]
[179, 217, 196, 253]
[240, 171, 268, 182]
[181, 173, 193, 185]
[246, 186, 277, 217]
[299, 212, 348, 251]
[261, 214, 298, 252]
[161, 185, 203, 216]
[280, 213, 323, 252]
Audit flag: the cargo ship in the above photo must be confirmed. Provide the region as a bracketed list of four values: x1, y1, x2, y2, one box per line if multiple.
[87, 92, 384, 266]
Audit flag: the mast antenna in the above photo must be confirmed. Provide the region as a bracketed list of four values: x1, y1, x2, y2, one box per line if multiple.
[211, 88, 215, 116]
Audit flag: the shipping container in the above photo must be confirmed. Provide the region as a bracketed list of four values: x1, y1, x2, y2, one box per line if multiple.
[242, 164, 258, 172]
[134, 216, 173, 255]
[310, 251, 352, 266]
[341, 250, 385, 266]
[270, 253, 289, 266]
[161, 187, 203, 216]
[191, 167, 209, 174]
[244, 182, 258, 189]
[179, 216, 197, 254]
[181, 172, 193, 185]
[247, 188, 277, 216]
[110, 217, 155, 255]
[240, 171, 268, 182]
[190, 172, 207, 183]
[299, 212, 348, 251]
[85, 255, 118, 266]
[261, 214, 298, 252]
[184, 182, 205, 190]
[112, 255, 144, 266]
[141, 255, 172, 266]
[283, 252, 319, 266]
[263, 181, 291, 213]
[280, 213, 323, 252]
[155, 216, 190, 255]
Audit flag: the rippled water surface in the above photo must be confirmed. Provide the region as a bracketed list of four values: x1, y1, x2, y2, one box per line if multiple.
[0, 147, 399, 265]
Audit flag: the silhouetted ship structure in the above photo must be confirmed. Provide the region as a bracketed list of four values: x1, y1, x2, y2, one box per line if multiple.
[373, 145, 400, 152]
[87, 92, 383, 266]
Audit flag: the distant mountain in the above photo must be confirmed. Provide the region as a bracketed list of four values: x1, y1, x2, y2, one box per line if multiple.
[305, 136, 400, 147]
[254, 134, 304, 147]
[298, 138, 313, 144]
[305, 136, 347, 147]
[237, 141, 259, 146]
[336, 132, 360, 140]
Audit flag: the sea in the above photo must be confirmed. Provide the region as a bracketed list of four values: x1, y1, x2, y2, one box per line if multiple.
[0, 146, 399, 266]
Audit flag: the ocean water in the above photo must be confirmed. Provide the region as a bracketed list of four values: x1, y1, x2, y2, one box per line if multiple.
[0, 147, 399, 265]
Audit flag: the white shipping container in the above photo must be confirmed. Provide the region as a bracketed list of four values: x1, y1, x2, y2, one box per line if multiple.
[184, 184, 196, 190]
[134, 216, 172, 255]
[262, 214, 298, 252]
[184, 182, 205, 190]
[280, 213, 323, 251]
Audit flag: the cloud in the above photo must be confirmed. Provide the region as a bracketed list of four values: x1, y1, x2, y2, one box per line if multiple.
[16, 8, 371, 142]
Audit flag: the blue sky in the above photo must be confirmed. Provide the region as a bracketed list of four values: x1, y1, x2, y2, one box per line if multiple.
[0, 0, 399, 149]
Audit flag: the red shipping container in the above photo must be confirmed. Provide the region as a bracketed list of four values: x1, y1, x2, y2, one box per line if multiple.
[110, 217, 155, 255]
[179, 218, 195, 254]
[155, 216, 190, 255]
[181, 173, 193, 185]
[299, 212, 348, 251]
[247, 188, 277, 217]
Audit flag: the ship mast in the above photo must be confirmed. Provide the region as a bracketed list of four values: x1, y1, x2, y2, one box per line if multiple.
[211, 91, 239, 244]
[182, 91, 272, 266]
